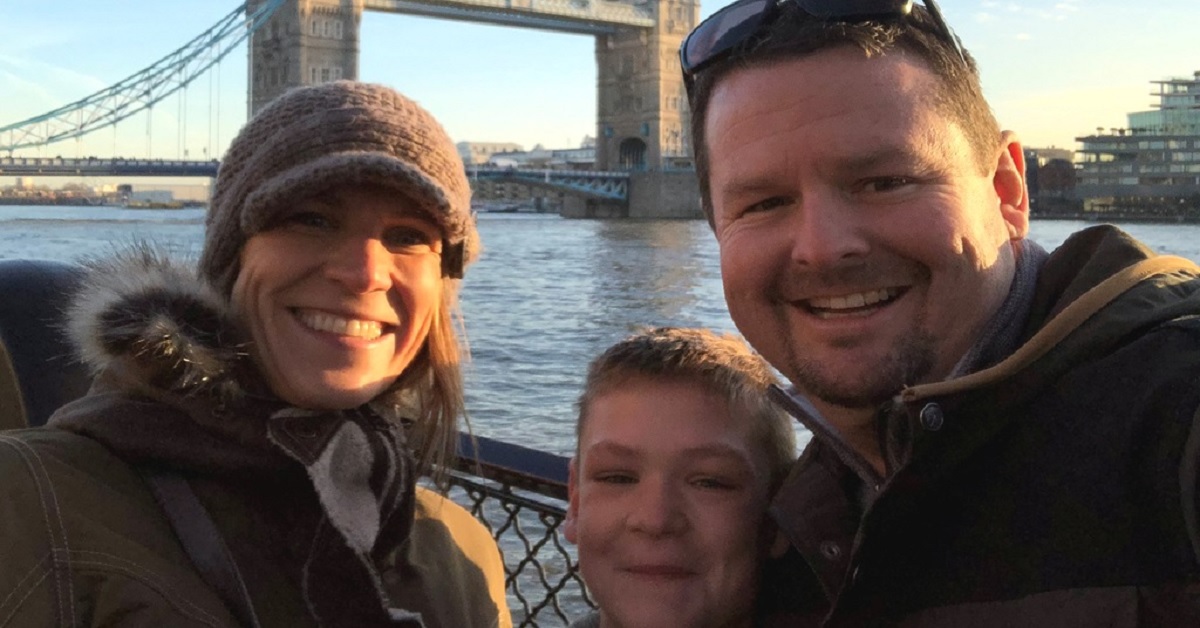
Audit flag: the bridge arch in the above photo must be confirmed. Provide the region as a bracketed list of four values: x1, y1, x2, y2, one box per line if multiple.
[617, 138, 647, 171]
[248, 0, 698, 172]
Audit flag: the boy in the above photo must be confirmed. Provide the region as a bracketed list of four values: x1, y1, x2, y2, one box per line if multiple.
[565, 327, 796, 628]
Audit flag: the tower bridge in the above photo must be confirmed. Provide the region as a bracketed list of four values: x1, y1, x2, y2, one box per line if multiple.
[360, 0, 656, 35]
[1, 160, 638, 208]
[0, 157, 220, 179]
[469, 167, 629, 201]
[0, 0, 703, 218]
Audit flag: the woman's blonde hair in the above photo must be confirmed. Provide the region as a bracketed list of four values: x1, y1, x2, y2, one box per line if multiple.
[387, 278, 468, 483]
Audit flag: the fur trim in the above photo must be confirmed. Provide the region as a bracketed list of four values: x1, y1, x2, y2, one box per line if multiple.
[68, 243, 247, 394]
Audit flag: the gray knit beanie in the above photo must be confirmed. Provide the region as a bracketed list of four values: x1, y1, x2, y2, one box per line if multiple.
[200, 80, 477, 295]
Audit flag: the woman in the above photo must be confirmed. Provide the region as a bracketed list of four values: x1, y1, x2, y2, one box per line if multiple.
[0, 82, 509, 627]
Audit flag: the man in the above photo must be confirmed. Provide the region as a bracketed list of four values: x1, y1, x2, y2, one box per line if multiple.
[564, 327, 796, 628]
[682, 0, 1200, 624]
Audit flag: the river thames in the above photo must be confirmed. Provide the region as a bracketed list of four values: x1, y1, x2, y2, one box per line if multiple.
[2, 205, 1199, 454]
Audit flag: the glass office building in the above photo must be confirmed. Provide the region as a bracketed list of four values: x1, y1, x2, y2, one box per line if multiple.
[1075, 72, 1200, 216]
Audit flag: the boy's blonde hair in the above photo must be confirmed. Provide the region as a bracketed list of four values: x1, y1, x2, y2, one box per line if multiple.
[576, 327, 796, 492]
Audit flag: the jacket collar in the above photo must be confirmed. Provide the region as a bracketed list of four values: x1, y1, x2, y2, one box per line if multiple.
[903, 226, 1200, 404]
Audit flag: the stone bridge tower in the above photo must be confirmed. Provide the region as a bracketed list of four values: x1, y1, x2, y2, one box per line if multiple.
[594, 0, 698, 172]
[246, 0, 703, 218]
[248, 0, 364, 115]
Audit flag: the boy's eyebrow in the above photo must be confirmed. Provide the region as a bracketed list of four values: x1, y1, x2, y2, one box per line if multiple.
[680, 444, 757, 470]
[583, 441, 756, 467]
[583, 441, 640, 459]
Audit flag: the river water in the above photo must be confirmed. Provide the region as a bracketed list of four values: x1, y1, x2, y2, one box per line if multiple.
[2, 205, 1199, 456]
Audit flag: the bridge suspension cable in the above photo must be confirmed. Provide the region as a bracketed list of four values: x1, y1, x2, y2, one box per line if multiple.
[0, 0, 285, 153]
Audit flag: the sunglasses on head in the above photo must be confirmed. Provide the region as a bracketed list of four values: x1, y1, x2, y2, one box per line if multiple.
[680, 0, 965, 89]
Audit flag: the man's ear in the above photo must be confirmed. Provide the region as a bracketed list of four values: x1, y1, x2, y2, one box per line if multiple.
[564, 456, 580, 544]
[993, 130, 1030, 241]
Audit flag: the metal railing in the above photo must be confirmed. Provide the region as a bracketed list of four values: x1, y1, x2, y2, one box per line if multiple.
[450, 433, 595, 626]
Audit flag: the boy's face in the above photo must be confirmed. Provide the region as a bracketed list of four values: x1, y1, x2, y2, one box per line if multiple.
[566, 379, 772, 628]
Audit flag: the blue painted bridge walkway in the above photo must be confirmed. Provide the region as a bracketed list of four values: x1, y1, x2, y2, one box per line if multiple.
[468, 166, 629, 202]
[0, 156, 220, 178]
[2, 158, 632, 204]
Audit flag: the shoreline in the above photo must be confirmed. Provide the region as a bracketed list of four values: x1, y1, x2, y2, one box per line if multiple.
[1030, 212, 1200, 224]
[0, 198, 202, 209]
[3, 199, 1200, 225]
[0, 197, 112, 207]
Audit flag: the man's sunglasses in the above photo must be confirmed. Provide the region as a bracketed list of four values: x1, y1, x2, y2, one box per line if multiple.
[680, 0, 965, 88]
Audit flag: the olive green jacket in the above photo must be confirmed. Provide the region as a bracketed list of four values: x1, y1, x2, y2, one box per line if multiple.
[0, 427, 509, 627]
[0, 249, 510, 627]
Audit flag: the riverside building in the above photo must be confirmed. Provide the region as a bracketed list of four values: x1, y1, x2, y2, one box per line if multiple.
[1075, 71, 1200, 218]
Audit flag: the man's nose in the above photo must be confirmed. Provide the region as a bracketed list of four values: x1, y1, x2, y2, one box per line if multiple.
[324, 236, 393, 293]
[788, 191, 870, 267]
[627, 479, 687, 537]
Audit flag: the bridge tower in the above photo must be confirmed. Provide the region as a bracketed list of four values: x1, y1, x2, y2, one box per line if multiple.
[244, 0, 703, 218]
[594, 0, 698, 172]
[248, 0, 364, 115]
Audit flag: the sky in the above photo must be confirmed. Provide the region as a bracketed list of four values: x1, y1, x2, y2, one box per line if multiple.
[0, 0, 1197, 170]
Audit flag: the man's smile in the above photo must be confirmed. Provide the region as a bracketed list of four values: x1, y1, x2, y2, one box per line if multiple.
[801, 287, 905, 318]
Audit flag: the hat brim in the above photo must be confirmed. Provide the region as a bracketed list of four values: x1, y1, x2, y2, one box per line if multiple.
[239, 151, 455, 239]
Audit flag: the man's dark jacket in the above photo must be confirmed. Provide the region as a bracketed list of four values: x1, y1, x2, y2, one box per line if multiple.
[761, 226, 1200, 626]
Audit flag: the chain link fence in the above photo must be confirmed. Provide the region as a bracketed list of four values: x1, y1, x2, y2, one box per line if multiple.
[449, 434, 596, 627]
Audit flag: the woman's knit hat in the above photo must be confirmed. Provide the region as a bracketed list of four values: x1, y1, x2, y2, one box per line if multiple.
[199, 81, 477, 294]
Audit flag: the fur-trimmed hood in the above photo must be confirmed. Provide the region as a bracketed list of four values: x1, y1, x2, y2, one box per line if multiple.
[66, 244, 251, 400]
[49, 245, 285, 471]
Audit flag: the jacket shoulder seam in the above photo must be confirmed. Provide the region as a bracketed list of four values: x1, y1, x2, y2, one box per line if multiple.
[0, 555, 51, 628]
[68, 550, 227, 627]
[0, 434, 75, 623]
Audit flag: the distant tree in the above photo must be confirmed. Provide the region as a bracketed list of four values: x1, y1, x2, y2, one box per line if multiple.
[61, 182, 92, 194]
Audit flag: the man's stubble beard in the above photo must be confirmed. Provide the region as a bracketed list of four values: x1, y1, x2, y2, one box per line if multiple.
[780, 314, 937, 410]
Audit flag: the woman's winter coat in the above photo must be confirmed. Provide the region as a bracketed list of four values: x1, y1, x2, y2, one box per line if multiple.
[0, 249, 510, 627]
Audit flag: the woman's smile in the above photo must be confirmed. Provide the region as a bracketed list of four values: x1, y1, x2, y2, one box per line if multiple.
[292, 307, 394, 342]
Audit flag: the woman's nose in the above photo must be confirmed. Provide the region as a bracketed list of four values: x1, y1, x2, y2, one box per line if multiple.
[324, 237, 393, 293]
